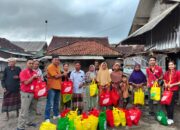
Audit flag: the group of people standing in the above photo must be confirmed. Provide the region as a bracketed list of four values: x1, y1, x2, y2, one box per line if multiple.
[1, 55, 180, 130]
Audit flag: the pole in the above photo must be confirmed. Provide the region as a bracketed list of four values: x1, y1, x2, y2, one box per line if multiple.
[45, 20, 48, 41]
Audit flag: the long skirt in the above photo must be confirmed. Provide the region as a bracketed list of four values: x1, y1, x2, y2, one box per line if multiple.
[72, 93, 83, 114]
[2, 91, 21, 113]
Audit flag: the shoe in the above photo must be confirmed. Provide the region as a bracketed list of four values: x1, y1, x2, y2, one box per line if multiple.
[45, 119, 50, 122]
[149, 112, 155, 116]
[26, 123, 37, 127]
[53, 115, 61, 120]
[167, 119, 174, 125]
[17, 128, 25, 130]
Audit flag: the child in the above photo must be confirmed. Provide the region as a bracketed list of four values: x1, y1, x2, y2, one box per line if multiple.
[120, 75, 129, 108]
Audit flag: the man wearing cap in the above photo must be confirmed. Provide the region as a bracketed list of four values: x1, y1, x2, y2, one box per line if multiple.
[1, 58, 21, 120]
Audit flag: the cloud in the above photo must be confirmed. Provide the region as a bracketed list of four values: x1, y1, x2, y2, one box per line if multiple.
[0, 0, 139, 44]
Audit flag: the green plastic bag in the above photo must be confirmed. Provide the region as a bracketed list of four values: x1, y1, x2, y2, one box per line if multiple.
[156, 110, 168, 126]
[57, 117, 69, 130]
[98, 111, 107, 130]
[68, 120, 76, 130]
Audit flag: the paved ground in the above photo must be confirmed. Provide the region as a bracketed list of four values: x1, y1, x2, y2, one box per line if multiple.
[0, 85, 180, 130]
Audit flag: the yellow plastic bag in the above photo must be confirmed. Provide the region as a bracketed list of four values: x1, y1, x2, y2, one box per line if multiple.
[112, 107, 121, 127]
[113, 107, 126, 127]
[134, 88, 145, 105]
[39, 122, 56, 130]
[119, 109, 126, 126]
[88, 115, 99, 130]
[150, 82, 161, 101]
[68, 109, 78, 121]
[74, 116, 83, 130]
[90, 80, 98, 96]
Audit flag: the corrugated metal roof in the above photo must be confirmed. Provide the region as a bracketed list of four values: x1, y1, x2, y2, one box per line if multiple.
[12, 41, 47, 52]
[38, 56, 104, 60]
[121, 3, 179, 43]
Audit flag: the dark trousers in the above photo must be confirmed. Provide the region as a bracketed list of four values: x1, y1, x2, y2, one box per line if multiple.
[148, 88, 161, 114]
[165, 91, 178, 120]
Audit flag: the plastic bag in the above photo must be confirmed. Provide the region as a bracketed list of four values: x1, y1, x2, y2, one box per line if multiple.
[106, 109, 114, 127]
[60, 109, 70, 118]
[150, 82, 161, 101]
[118, 108, 126, 126]
[134, 88, 145, 105]
[88, 115, 99, 130]
[128, 107, 141, 125]
[67, 109, 78, 121]
[68, 120, 76, 130]
[62, 94, 72, 103]
[61, 81, 73, 94]
[34, 82, 47, 99]
[89, 108, 100, 117]
[160, 90, 173, 105]
[100, 91, 112, 106]
[90, 80, 98, 96]
[74, 116, 83, 130]
[156, 110, 168, 126]
[112, 107, 121, 127]
[98, 111, 107, 130]
[110, 89, 120, 106]
[124, 109, 132, 127]
[39, 122, 56, 130]
[57, 117, 69, 130]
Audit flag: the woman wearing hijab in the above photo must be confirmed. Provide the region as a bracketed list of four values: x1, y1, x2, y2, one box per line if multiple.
[84, 65, 97, 110]
[96, 62, 111, 93]
[129, 64, 147, 106]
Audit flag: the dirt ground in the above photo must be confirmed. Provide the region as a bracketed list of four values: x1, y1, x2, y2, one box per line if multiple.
[0, 86, 180, 130]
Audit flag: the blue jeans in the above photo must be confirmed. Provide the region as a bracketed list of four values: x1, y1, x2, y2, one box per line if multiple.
[45, 89, 60, 120]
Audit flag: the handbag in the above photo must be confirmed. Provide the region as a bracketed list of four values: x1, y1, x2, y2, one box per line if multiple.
[90, 80, 98, 96]
[106, 109, 114, 127]
[110, 88, 120, 106]
[61, 80, 73, 94]
[150, 82, 161, 101]
[134, 88, 145, 105]
[34, 81, 47, 99]
[100, 90, 112, 106]
[160, 89, 173, 105]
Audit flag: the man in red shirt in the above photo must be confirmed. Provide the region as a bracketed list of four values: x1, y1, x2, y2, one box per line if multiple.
[17, 59, 38, 130]
[146, 56, 163, 117]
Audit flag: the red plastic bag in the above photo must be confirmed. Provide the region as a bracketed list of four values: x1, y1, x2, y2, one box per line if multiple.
[160, 90, 173, 105]
[128, 107, 141, 125]
[124, 109, 132, 127]
[106, 109, 114, 127]
[110, 89, 120, 106]
[61, 81, 73, 94]
[34, 82, 47, 99]
[60, 109, 70, 117]
[100, 90, 112, 106]
[89, 108, 100, 117]
[82, 112, 88, 119]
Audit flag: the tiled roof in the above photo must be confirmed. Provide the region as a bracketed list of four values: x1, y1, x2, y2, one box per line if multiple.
[48, 36, 109, 51]
[48, 41, 120, 56]
[0, 38, 25, 53]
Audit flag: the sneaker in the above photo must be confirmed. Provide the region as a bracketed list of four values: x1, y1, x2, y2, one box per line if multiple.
[45, 119, 50, 122]
[167, 119, 174, 125]
[53, 115, 61, 120]
[26, 123, 37, 127]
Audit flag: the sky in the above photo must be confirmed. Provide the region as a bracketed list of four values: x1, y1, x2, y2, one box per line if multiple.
[0, 0, 139, 44]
